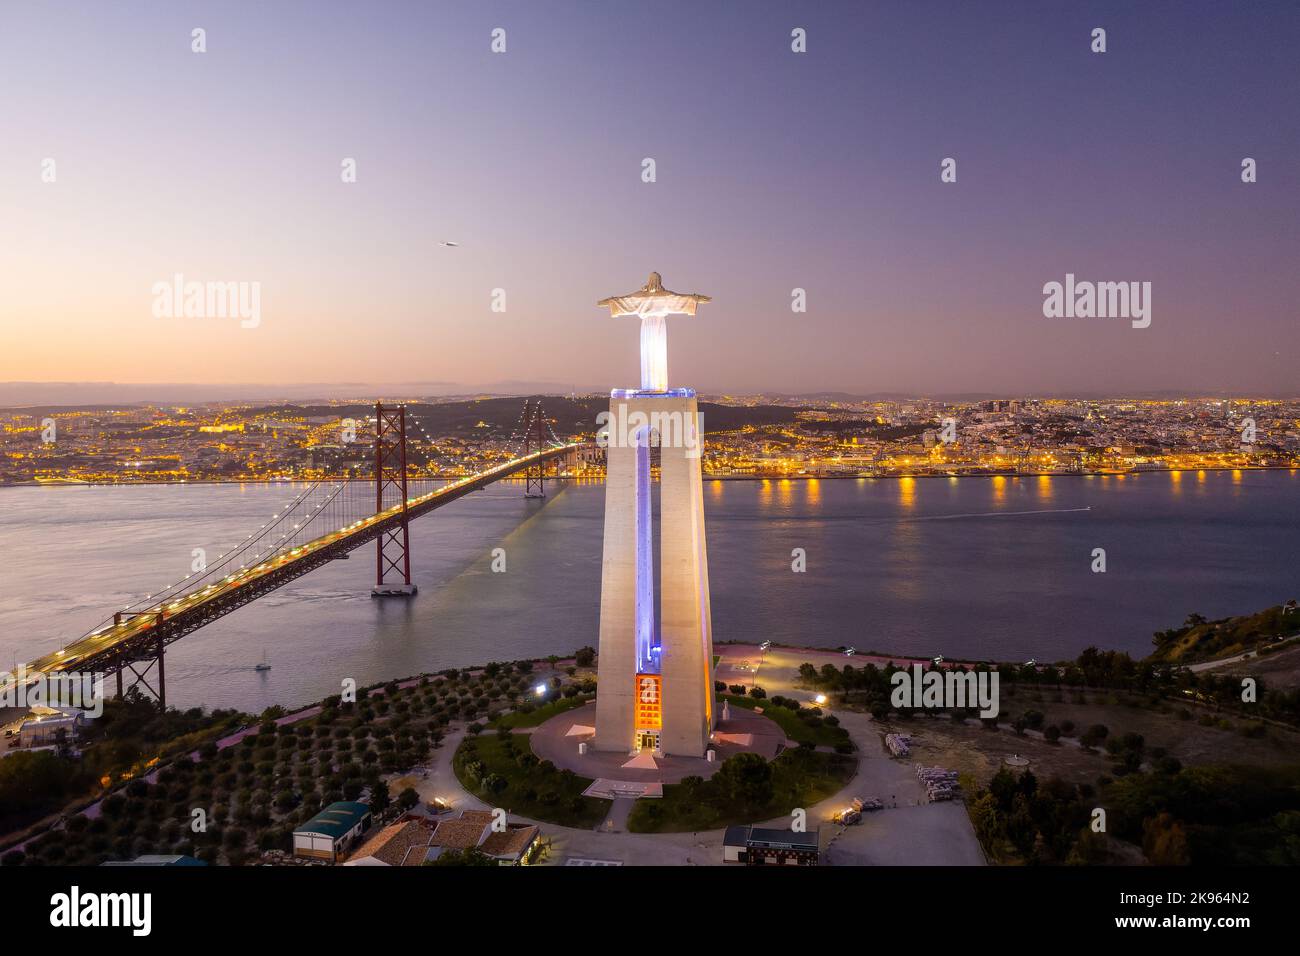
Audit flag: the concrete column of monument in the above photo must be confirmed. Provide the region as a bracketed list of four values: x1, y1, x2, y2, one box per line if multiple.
[591, 404, 638, 752]
[658, 396, 714, 755]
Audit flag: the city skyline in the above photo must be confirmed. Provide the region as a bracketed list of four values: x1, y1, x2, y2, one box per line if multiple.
[3, 1, 1298, 396]
[5, 380, 1300, 409]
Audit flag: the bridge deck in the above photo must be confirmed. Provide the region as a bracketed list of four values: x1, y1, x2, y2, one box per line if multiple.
[23, 443, 581, 678]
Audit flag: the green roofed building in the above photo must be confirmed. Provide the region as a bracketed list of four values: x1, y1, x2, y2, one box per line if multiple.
[101, 854, 207, 867]
[293, 801, 372, 862]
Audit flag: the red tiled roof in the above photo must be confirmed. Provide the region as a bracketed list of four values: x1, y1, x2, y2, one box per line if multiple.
[480, 825, 539, 861]
[430, 819, 488, 851]
[346, 820, 432, 866]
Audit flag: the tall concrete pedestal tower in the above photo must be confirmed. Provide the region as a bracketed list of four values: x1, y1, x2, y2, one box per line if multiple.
[592, 274, 715, 758]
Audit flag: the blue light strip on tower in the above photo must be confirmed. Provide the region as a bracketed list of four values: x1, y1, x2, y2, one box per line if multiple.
[633, 425, 657, 675]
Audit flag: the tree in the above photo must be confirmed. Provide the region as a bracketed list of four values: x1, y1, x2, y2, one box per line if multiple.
[1066, 827, 1110, 865]
[428, 847, 495, 866]
[1080, 724, 1109, 748]
[988, 767, 1019, 808]
[1143, 812, 1190, 865]
[679, 775, 705, 799]
[574, 646, 596, 667]
[396, 787, 420, 812]
[1119, 732, 1145, 752]
[968, 792, 1006, 857]
[0, 751, 82, 820]
[714, 753, 773, 808]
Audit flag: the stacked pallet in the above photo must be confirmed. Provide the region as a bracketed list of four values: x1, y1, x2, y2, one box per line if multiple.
[884, 733, 911, 757]
[915, 764, 960, 802]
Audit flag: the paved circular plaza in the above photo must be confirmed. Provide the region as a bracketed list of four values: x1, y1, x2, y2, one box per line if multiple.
[527, 699, 789, 785]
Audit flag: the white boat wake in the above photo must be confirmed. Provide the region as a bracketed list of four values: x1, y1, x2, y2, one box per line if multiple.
[911, 506, 1092, 520]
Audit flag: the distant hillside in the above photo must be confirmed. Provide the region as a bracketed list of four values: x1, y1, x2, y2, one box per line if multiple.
[1147, 603, 1300, 665]
[248, 396, 804, 439]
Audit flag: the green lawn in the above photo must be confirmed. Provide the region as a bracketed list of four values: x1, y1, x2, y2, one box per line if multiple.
[627, 748, 857, 833]
[452, 731, 607, 828]
[493, 694, 592, 729]
[722, 695, 853, 749]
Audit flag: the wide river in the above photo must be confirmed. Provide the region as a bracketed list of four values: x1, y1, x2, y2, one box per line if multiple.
[1, 470, 1296, 712]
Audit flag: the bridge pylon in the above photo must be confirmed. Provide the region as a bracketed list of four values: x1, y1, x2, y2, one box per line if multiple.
[523, 400, 550, 498]
[108, 612, 168, 709]
[372, 402, 417, 597]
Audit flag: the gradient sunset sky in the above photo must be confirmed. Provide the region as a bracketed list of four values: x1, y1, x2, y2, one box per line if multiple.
[2, 0, 1297, 398]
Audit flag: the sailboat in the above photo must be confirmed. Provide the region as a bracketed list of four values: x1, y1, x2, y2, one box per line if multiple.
[255, 650, 271, 672]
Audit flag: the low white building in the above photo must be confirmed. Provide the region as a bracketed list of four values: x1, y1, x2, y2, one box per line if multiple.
[292, 801, 372, 862]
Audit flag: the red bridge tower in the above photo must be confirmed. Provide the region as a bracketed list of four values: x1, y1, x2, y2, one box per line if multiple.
[373, 402, 417, 597]
[523, 400, 550, 498]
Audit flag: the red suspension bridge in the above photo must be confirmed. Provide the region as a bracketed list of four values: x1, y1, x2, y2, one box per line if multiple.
[16, 400, 590, 708]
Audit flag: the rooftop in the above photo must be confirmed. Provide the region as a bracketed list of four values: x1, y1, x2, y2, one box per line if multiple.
[430, 817, 488, 851]
[345, 819, 432, 867]
[481, 824, 539, 861]
[747, 827, 820, 851]
[294, 801, 371, 840]
[101, 854, 206, 867]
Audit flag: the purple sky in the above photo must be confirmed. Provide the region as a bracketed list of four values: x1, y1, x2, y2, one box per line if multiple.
[2, 0, 1297, 397]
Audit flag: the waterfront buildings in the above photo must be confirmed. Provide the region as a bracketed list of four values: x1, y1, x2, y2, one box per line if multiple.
[1, 396, 1296, 485]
